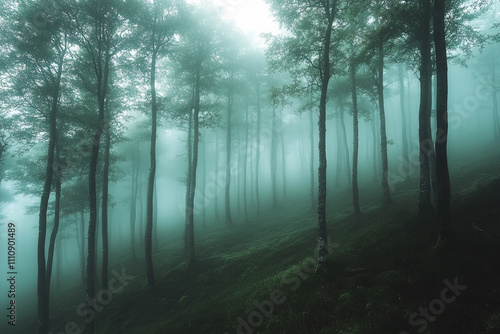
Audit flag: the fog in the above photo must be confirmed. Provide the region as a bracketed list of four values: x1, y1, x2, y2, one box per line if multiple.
[1, 0, 499, 333]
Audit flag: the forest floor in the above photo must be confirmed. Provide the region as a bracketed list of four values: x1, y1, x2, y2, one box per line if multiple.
[17, 147, 500, 334]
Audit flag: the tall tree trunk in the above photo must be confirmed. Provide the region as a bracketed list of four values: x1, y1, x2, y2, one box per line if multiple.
[351, 63, 361, 215]
[153, 179, 158, 251]
[45, 137, 62, 322]
[146, 47, 158, 287]
[418, 0, 433, 216]
[37, 48, 65, 334]
[101, 115, 111, 290]
[407, 71, 414, 153]
[80, 209, 86, 286]
[236, 133, 241, 212]
[225, 81, 234, 226]
[335, 108, 343, 188]
[377, 43, 392, 205]
[399, 64, 410, 182]
[214, 131, 220, 221]
[255, 84, 262, 215]
[201, 133, 207, 227]
[130, 144, 138, 261]
[243, 96, 249, 222]
[184, 98, 193, 249]
[271, 106, 278, 209]
[55, 236, 62, 288]
[428, 94, 438, 204]
[280, 106, 286, 198]
[434, 0, 451, 237]
[309, 108, 315, 210]
[46, 138, 62, 284]
[371, 109, 379, 182]
[186, 69, 201, 266]
[316, 7, 335, 272]
[339, 99, 351, 188]
[85, 43, 111, 334]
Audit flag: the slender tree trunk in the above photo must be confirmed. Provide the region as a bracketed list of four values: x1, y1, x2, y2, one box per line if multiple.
[146, 47, 158, 287]
[130, 144, 138, 261]
[271, 106, 278, 209]
[351, 63, 361, 215]
[225, 81, 234, 226]
[101, 115, 111, 290]
[316, 8, 335, 272]
[201, 133, 207, 227]
[184, 98, 193, 249]
[418, 0, 433, 216]
[398, 64, 410, 182]
[335, 110, 342, 188]
[153, 179, 158, 251]
[250, 132, 255, 206]
[339, 99, 351, 188]
[186, 69, 201, 266]
[255, 84, 262, 215]
[434, 0, 451, 237]
[85, 37, 111, 333]
[45, 138, 62, 317]
[371, 109, 378, 182]
[214, 131, 220, 221]
[309, 108, 315, 210]
[244, 96, 249, 222]
[377, 43, 392, 205]
[80, 209, 85, 286]
[237, 133, 241, 212]
[407, 71, 414, 153]
[280, 106, 286, 198]
[37, 49, 65, 334]
[55, 236, 62, 288]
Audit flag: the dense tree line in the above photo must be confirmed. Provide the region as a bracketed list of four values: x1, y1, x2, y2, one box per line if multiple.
[0, 0, 497, 333]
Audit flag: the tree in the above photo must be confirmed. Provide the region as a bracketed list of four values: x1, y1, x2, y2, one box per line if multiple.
[134, 0, 178, 287]
[266, 0, 338, 271]
[398, 64, 410, 182]
[8, 1, 70, 332]
[169, 4, 227, 264]
[417, 0, 434, 216]
[350, 63, 361, 215]
[70, 0, 126, 332]
[434, 0, 451, 237]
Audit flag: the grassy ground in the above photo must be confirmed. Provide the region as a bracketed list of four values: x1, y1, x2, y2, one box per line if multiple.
[20, 150, 500, 334]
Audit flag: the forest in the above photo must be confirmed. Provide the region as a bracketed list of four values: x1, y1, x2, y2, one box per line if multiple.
[0, 0, 499, 333]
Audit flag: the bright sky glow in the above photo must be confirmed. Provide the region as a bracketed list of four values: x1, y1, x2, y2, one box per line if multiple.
[187, 0, 280, 47]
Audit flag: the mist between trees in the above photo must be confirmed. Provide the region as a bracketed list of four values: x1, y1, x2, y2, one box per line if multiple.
[0, 0, 499, 333]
